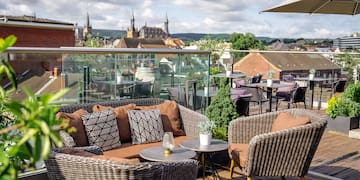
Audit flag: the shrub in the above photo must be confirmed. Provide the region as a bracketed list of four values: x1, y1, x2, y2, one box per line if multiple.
[326, 96, 338, 118]
[343, 83, 360, 103]
[205, 78, 238, 140]
[337, 98, 360, 117]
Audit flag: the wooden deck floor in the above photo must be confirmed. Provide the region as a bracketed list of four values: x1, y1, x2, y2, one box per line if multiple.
[204, 131, 360, 180]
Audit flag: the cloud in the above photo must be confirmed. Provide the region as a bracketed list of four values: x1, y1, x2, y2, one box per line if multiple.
[0, 0, 358, 38]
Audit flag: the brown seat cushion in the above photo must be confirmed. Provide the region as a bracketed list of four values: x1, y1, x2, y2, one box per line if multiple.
[271, 112, 311, 132]
[92, 104, 136, 142]
[56, 109, 89, 146]
[103, 136, 191, 159]
[92, 155, 140, 164]
[136, 101, 185, 136]
[229, 143, 249, 168]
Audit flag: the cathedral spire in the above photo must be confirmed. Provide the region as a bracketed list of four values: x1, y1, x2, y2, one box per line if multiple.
[86, 12, 90, 27]
[131, 10, 135, 31]
[164, 13, 169, 36]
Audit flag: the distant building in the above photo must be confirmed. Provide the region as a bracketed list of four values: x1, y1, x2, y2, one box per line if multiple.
[233, 52, 341, 79]
[0, 14, 75, 47]
[333, 32, 360, 50]
[83, 12, 92, 40]
[0, 15, 75, 100]
[126, 12, 169, 39]
[117, 38, 167, 48]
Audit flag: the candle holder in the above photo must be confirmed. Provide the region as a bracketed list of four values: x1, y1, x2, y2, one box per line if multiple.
[162, 132, 175, 155]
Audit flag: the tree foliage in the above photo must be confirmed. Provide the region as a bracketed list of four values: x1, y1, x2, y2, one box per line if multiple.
[205, 78, 238, 140]
[229, 32, 264, 59]
[335, 52, 360, 83]
[197, 37, 227, 63]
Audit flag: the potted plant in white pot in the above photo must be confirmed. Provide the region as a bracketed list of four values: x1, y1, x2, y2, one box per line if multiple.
[309, 69, 316, 80]
[225, 64, 232, 77]
[198, 120, 216, 146]
[267, 70, 275, 87]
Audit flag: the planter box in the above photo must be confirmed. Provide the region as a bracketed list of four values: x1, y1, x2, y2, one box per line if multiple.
[327, 116, 360, 135]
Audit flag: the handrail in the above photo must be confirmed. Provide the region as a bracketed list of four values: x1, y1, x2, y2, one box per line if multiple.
[6, 47, 211, 55]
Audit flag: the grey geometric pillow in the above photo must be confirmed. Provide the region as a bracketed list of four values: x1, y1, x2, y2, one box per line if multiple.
[128, 109, 164, 144]
[81, 109, 121, 151]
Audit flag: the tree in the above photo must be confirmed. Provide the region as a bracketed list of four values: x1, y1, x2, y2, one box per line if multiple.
[198, 36, 227, 64]
[230, 32, 264, 59]
[335, 51, 360, 83]
[205, 78, 238, 140]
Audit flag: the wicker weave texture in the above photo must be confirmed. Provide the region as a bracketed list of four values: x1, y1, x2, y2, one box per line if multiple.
[228, 109, 327, 177]
[46, 151, 198, 180]
[49, 98, 204, 179]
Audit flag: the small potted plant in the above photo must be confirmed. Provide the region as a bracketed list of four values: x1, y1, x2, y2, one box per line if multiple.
[309, 69, 316, 80]
[225, 64, 232, 77]
[267, 70, 275, 87]
[198, 120, 216, 146]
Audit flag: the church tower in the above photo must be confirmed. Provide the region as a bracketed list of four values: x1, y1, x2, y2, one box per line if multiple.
[164, 13, 169, 37]
[83, 12, 92, 40]
[127, 11, 138, 38]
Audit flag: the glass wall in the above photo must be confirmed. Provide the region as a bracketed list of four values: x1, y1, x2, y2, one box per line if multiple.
[5, 47, 210, 109]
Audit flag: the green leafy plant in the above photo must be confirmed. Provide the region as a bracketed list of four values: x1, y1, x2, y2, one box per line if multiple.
[326, 96, 339, 118]
[268, 70, 275, 79]
[0, 35, 71, 179]
[343, 83, 360, 103]
[198, 121, 216, 134]
[326, 83, 360, 118]
[309, 69, 316, 74]
[205, 78, 238, 140]
[337, 98, 360, 118]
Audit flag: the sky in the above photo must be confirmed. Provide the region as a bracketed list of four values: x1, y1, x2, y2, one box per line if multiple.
[0, 0, 359, 39]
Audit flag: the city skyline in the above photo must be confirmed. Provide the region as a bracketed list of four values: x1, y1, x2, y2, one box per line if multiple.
[0, 0, 359, 39]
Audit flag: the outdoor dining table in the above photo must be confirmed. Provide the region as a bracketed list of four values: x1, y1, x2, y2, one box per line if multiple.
[294, 77, 331, 110]
[243, 82, 292, 112]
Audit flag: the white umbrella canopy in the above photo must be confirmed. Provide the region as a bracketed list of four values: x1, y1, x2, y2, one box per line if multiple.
[262, 0, 360, 15]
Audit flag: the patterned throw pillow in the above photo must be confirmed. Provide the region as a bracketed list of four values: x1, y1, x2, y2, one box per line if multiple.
[82, 109, 121, 151]
[128, 109, 164, 144]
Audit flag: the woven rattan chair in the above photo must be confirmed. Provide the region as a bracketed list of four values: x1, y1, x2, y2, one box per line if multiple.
[228, 109, 327, 180]
[46, 146, 199, 180]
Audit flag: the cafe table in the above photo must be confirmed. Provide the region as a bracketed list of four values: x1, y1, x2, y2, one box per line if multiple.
[243, 82, 292, 112]
[294, 77, 331, 110]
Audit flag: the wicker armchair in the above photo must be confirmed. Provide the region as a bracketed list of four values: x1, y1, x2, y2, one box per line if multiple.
[228, 109, 327, 180]
[46, 146, 199, 180]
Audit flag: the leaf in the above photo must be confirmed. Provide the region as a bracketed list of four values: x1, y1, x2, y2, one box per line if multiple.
[49, 132, 62, 147]
[2, 60, 17, 89]
[41, 136, 51, 160]
[35, 121, 50, 135]
[4, 35, 17, 48]
[8, 129, 37, 156]
[34, 134, 42, 162]
[47, 89, 69, 103]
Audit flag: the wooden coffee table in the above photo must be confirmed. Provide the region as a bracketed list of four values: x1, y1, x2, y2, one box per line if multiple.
[139, 146, 196, 162]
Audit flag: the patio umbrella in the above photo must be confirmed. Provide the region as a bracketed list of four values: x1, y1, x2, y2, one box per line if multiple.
[262, 0, 360, 15]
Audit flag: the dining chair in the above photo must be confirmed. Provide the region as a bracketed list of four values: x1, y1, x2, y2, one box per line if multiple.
[231, 88, 252, 116]
[242, 86, 268, 114]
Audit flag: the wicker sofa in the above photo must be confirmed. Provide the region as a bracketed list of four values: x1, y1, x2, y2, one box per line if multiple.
[228, 109, 327, 179]
[45, 98, 208, 180]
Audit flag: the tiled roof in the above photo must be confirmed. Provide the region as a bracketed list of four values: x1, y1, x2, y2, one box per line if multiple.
[120, 38, 166, 48]
[0, 15, 73, 25]
[260, 52, 340, 71]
